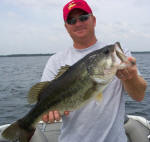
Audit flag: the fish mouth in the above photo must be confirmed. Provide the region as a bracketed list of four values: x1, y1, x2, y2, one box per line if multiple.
[114, 42, 128, 63]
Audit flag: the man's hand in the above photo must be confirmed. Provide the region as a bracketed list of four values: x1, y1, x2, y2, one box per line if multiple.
[116, 56, 147, 102]
[116, 57, 137, 81]
[42, 111, 70, 123]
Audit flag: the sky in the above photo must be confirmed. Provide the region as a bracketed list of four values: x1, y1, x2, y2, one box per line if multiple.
[0, 0, 150, 55]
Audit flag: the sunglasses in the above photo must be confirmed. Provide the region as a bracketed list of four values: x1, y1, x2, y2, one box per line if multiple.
[66, 14, 92, 25]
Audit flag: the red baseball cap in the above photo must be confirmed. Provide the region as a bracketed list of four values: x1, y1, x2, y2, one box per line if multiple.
[63, 0, 92, 21]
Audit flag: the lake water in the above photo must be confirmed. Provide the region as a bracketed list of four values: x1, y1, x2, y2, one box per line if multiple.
[0, 53, 150, 125]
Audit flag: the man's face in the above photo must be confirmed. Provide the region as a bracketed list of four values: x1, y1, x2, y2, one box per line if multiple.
[65, 9, 96, 41]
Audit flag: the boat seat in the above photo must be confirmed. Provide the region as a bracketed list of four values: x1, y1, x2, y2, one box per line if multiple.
[124, 118, 150, 142]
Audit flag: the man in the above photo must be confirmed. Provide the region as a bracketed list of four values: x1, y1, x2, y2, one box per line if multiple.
[41, 0, 147, 142]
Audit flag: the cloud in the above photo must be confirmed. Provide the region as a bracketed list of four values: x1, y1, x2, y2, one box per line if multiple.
[95, 21, 150, 51]
[7, 11, 18, 17]
[134, 0, 150, 7]
[3, 0, 61, 8]
[0, 0, 150, 54]
[0, 15, 70, 55]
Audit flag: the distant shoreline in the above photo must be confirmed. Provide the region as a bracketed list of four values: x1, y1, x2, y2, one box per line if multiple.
[0, 53, 54, 57]
[0, 52, 150, 57]
[132, 51, 150, 54]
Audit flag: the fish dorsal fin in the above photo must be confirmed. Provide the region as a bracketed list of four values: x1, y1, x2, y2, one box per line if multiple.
[28, 81, 50, 104]
[55, 65, 70, 79]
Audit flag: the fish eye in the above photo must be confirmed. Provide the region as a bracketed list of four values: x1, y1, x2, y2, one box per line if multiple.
[103, 49, 109, 55]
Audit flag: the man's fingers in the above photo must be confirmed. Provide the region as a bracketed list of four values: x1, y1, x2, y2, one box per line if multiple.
[128, 57, 136, 65]
[42, 114, 48, 123]
[49, 111, 55, 123]
[47, 111, 61, 123]
[117, 56, 137, 80]
[64, 111, 70, 116]
[42, 110, 69, 123]
[117, 69, 129, 80]
[121, 69, 130, 77]
[54, 111, 61, 121]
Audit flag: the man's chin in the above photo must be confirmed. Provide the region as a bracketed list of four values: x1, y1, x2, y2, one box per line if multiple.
[74, 31, 87, 38]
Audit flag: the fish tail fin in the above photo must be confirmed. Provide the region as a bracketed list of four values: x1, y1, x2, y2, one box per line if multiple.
[2, 121, 35, 142]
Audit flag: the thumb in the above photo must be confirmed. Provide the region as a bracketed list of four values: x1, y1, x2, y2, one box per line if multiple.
[128, 57, 136, 65]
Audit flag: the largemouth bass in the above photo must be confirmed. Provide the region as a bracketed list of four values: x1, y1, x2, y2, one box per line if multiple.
[2, 42, 130, 142]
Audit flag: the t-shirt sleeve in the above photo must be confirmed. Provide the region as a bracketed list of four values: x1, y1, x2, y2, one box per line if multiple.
[41, 54, 60, 82]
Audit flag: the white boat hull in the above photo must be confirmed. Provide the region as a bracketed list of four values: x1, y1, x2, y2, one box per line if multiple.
[0, 115, 150, 142]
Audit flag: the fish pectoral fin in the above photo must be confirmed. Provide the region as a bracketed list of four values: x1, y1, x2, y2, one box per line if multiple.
[95, 93, 103, 102]
[55, 65, 70, 79]
[28, 81, 50, 104]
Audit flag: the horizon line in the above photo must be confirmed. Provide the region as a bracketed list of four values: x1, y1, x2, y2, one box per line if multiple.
[0, 51, 150, 57]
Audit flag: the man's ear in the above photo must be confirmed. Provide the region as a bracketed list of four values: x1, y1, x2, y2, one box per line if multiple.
[65, 23, 69, 32]
[93, 15, 96, 27]
[65, 23, 67, 29]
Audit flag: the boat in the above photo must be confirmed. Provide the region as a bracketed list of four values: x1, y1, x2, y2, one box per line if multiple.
[0, 115, 150, 142]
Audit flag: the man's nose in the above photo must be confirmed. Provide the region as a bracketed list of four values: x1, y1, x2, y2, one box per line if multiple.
[74, 19, 83, 26]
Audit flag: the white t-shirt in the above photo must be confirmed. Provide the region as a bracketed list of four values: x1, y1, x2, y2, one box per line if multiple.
[41, 41, 131, 142]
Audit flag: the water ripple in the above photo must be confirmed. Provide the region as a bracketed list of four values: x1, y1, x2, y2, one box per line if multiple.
[0, 54, 150, 125]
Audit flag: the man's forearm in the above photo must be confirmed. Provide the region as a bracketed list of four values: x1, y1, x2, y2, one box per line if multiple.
[122, 75, 147, 102]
